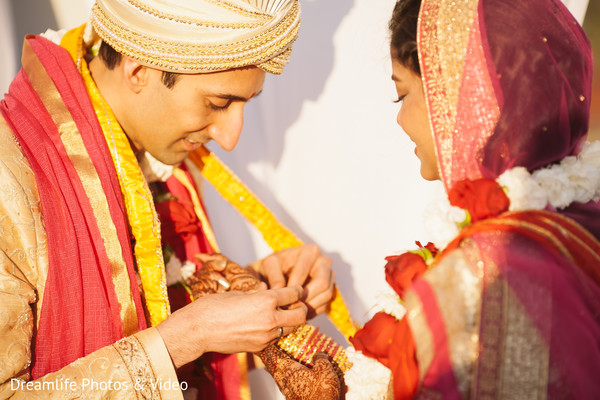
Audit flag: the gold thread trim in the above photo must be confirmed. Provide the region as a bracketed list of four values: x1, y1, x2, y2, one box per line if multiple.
[203, 0, 271, 18]
[126, 0, 270, 29]
[418, 0, 481, 187]
[113, 335, 161, 399]
[91, 1, 299, 73]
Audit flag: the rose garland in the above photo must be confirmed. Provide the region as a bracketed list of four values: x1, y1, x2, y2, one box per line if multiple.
[344, 141, 600, 399]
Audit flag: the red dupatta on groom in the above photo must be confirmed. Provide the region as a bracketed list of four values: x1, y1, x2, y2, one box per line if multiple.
[0, 36, 146, 378]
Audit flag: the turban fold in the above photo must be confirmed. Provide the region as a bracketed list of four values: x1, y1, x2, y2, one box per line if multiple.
[91, 0, 300, 74]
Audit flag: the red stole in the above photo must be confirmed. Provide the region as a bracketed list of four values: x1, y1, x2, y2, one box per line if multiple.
[0, 35, 146, 378]
[156, 167, 244, 399]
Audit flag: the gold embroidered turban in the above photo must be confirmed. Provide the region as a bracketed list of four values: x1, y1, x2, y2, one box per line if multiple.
[90, 0, 300, 74]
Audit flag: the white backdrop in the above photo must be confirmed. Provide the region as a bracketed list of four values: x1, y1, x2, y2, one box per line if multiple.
[0, 1, 590, 398]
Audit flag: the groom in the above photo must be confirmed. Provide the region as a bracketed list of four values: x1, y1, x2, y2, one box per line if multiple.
[0, 0, 337, 398]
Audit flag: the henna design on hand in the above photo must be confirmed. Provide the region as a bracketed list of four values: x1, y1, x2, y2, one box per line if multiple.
[189, 255, 344, 399]
[257, 344, 343, 400]
[223, 263, 260, 292]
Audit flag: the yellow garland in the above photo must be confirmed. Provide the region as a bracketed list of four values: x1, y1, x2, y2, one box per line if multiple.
[61, 25, 170, 326]
[188, 146, 359, 340]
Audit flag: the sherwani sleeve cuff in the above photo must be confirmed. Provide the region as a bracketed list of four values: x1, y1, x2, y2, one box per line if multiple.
[127, 327, 182, 397]
[2, 327, 183, 399]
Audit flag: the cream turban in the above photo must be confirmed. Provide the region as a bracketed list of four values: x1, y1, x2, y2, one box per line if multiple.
[90, 0, 300, 74]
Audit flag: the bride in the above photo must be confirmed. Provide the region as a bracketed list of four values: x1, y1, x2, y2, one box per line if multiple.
[348, 0, 600, 398]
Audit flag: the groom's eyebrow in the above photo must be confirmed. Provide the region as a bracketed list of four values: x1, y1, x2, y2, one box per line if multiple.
[209, 89, 263, 102]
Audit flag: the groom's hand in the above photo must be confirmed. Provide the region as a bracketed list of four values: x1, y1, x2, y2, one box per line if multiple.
[257, 244, 335, 319]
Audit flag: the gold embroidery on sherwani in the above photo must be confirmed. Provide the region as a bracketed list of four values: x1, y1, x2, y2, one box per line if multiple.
[113, 335, 160, 399]
[21, 40, 139, 337]
[0, 116, 44, 388]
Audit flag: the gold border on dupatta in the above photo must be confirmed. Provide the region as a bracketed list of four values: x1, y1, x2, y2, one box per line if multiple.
[467, 234, 550, 400]
[418, 0, 478, 182]
[407, 235, 552, 399]
[22, 40, 140, 336]
[417, 0, 500, 188]
[405, 242, 482, 399]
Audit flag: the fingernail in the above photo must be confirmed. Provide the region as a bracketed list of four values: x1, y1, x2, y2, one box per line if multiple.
[213, 259, 227, 269]
[217, 277, 231, 290]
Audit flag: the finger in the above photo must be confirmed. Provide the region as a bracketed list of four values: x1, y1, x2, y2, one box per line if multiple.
[276, 303, 308, 332]
[246, 282, 268, 293]
[286, 245, 321, 288]
[194, 253, 212, 263]
[195, 253, 225, 263]
[286, 301, 306, 311]
[248, 282, 269, 293]
[303, 266, 334, 304]
[261, 256, 288, 289]
[270, 326, 286, 342]
[272, 285, 304, 308]
[312, 351, 332, 364]
[196, 270, 229, 291]
[304, 281, 334, 313]
[305, 285, 335, 319]
[195, 253, 228, 271]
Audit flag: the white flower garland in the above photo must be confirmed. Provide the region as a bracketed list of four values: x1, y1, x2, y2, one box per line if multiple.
[498, 141, 600, 210]
[426, 141, 600, 249]
[373, 286, 406, 320]
[343, 286, 405, 399]
[139, 151, 174, 183]
[344, 347, 392, 400]
[165, 254, 196, 286]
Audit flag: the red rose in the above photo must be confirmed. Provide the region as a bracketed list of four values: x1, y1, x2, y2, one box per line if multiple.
[155, 199, 199, 243]
[349, 312, 400, 369]
[385, 252, 428, 300]
[416, 241, 439, 257]
[448, 178, 509, 222]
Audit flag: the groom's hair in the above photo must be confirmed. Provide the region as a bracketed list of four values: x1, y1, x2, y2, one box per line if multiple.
[97, 41, 180, 89]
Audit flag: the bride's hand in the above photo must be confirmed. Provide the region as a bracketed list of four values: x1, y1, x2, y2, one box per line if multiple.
[257, 344, 344, 400]
[191, 253, 262, 296]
